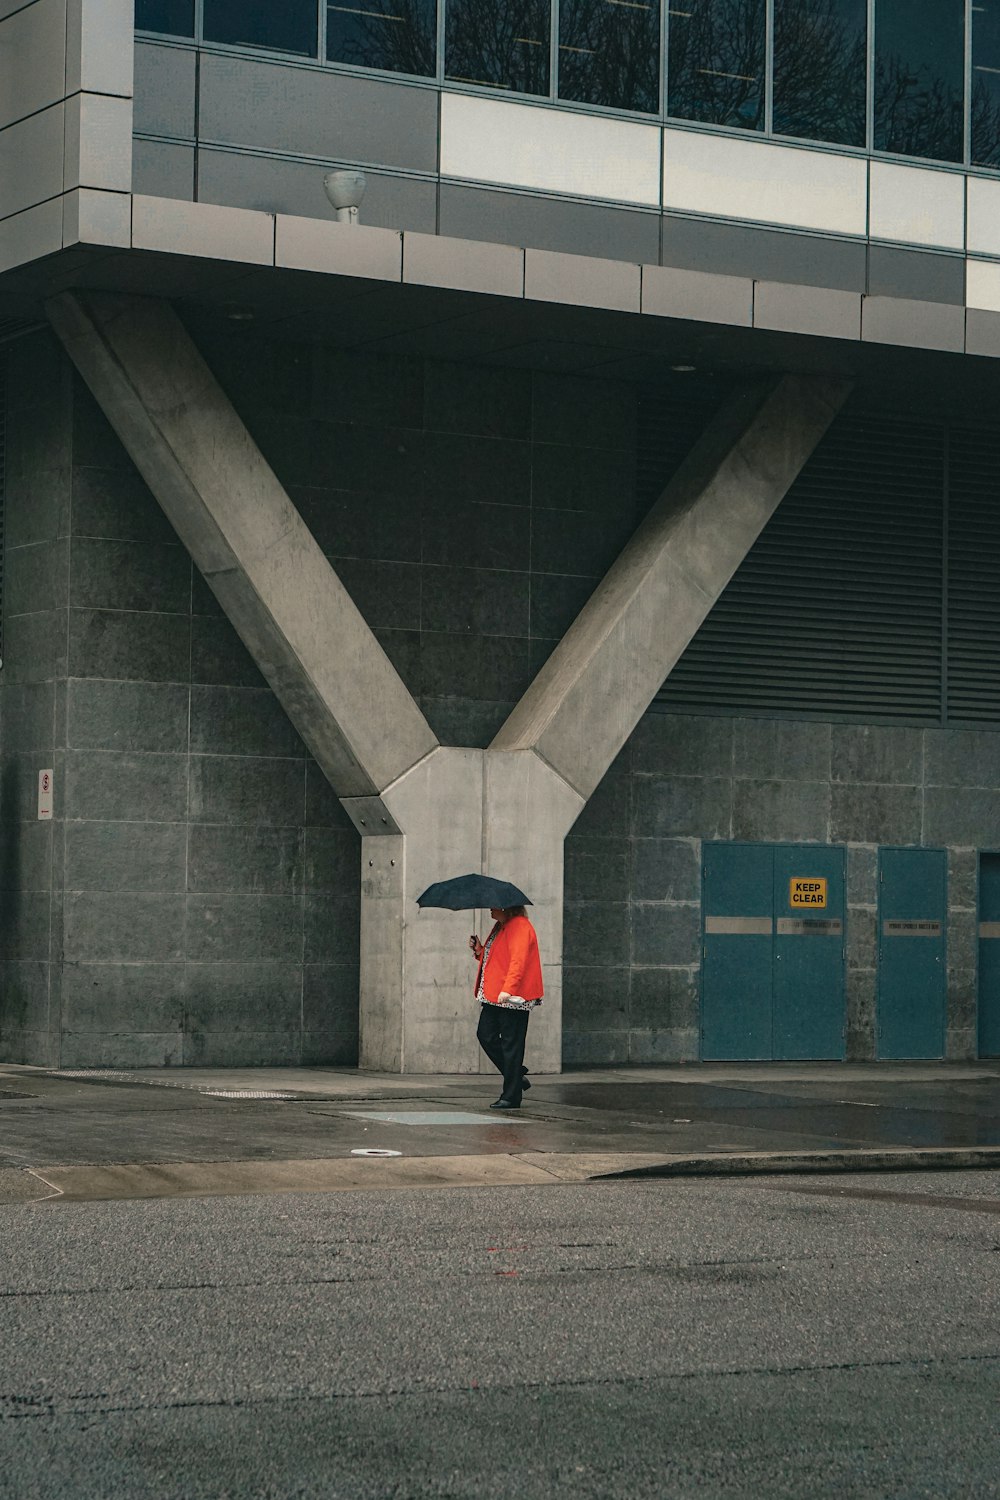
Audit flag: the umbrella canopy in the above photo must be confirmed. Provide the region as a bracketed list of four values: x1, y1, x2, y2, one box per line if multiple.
[416, 874, 533, 910]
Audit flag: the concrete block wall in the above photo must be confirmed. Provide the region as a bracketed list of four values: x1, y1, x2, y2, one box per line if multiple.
[0, 332, 361, 1068]
[562, 714, 994, 1067]
[0, 333, 70, 1065]
[5, 323, 997, 1070]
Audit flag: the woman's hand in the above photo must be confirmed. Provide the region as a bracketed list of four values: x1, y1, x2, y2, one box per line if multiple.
[468, 934, 483, 960]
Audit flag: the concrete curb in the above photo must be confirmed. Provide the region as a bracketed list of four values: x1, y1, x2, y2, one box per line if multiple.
[596, 1147, 1000, 1179]
[5, 1146, 999, 1205]
[12, 1152, 668, 1204]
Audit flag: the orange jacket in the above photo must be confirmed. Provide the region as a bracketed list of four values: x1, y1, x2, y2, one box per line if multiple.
[475, 915, 544, 1004]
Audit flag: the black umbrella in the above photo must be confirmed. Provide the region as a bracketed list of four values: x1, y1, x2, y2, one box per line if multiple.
[416, 874, 533, 910]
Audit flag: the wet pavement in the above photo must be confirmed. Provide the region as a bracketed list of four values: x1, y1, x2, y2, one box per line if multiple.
[1, 1061, 999, 1203]
[542, 1078, 1000, 1148]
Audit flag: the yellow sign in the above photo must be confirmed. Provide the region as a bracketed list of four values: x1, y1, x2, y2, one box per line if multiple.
[790, 877, 827, 909]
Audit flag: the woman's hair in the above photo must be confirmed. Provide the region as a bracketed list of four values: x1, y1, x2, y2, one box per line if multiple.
[503, 905, 527, 919]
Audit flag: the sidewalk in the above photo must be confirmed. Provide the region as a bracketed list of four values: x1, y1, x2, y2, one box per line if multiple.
[1, 1060, 999, 1204]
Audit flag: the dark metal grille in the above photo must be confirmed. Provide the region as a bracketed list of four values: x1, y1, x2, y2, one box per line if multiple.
[638, 395, 1000, 726]
[0, 345, 5, 669]
[947, 424, 1000, 725]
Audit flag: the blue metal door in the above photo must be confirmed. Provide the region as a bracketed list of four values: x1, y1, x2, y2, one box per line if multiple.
[702, 843, 773, 1060]
[978, 853, 1000, 1057]
[702, 843, 846, 1061]
[773, 845, 846, 1060]
[877, 848, 947, 1060]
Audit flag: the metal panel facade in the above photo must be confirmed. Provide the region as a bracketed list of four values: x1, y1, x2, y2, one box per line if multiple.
[978, 853, 1000, 1057]
[877, 847, 947, 1059]
[702, 842, 774, 1060]
[702, 842, 846, 1061]
[772, 845, 846, 1060]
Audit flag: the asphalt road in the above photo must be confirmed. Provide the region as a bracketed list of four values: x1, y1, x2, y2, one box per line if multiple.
[2, 1170, 999, 1498]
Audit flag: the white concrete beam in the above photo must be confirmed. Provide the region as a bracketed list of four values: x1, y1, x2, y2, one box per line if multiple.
[492, 375, 851, 799]
[46, 290, 438, 797]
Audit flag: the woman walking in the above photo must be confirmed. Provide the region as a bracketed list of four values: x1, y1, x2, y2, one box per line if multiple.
[469, 906, 544, 1110]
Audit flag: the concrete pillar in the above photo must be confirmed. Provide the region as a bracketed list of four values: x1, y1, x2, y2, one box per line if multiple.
[359, 747, 583, 1073]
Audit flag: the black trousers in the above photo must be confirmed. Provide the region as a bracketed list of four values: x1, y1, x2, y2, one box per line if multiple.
[476, 1004, 530, 1105]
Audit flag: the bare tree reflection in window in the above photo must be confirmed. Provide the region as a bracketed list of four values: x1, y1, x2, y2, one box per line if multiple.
[668, 0, 766, 131]
[446, 0, 550, 94]
[558, 0, 660, 114]
[972, 1, 1000, 167]
[328, 0, 437, 76]
[873, 0, 963, 163]
[773, 0, 866, 147]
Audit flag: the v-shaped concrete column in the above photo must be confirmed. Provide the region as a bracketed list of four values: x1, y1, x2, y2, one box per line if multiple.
[49, 289, 849, 1075]
[359, 376, 850, 1072]
[366, 747, 583, 1072]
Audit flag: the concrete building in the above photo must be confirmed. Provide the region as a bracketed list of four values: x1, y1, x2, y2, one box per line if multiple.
[3, 0, 1000, 1073]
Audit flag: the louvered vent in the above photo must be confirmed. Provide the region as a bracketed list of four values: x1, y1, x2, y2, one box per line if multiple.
[649, 403, 948, 723]
[0, 346, 5, 669]
[947, 424, 1000, 725]
[0, 317, 42, 345]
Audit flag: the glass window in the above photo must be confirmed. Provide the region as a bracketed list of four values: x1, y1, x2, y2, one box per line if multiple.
[973, 3, 1000, 167]
[773, 0, 866, 147]
[557, 0, 660, 115]
[446, 0, 550, 94]
[203, 0, 319, 56]
[328, 0, 437, 76]
[667, 0, 766, 131]
[135, 0, 194, 34]
[874, 0, 964, 163]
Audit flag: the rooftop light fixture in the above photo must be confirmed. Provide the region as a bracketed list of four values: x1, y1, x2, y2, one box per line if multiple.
[323, 168, 368, 224]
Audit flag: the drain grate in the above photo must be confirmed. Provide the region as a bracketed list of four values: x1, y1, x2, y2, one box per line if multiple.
[341, 1110, 522, 1125]
[50, 1071, 295, 1100]
[200, 1090, 294, 1100]
[53, 1070, 187, 1088]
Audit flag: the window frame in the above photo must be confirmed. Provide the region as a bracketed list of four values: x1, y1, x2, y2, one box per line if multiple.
[133, 0, 1000, 176]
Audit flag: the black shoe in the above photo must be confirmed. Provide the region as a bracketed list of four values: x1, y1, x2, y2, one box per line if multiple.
[521, 1069, 531, 1092]
[490, 1098, 520, 1110]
